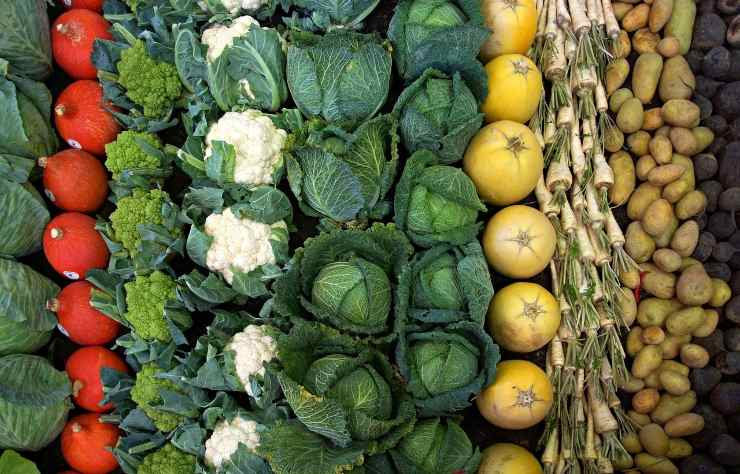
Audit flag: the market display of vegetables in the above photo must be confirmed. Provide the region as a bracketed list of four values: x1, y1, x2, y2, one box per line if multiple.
[0, 0, 737, 473]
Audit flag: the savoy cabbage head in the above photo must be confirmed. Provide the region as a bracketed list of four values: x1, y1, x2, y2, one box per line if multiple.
[388, 0, 489, 100]
[286, 31, 391, 129]
[393, 68, 483, 164]
[394, 150, 485, 248]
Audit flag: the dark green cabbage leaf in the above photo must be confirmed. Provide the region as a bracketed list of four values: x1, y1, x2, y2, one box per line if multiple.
[0, 181, 49, 258]
[0, 0, 52, 80]
[0, 449, 41, 474]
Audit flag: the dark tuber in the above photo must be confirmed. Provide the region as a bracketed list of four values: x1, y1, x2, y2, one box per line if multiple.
[726, 295, 740, 324]
[726, 328, 740, 351]
[691, 367, 723, 397]
[713, 241, 737, 262]
[716, 351, 740, 375]
[705, 115, 728, 136]
[681, 454, 728, 474]
[688, 404, 728, 449]
[711, 382, 740, 415]
[710, 434, 740, 467]
[695, 231, 719, 261]
[708, 211, 737, 241]
[695, 329, 726, 358]
[705, 261, 732, 280]
[729, 15, 740, 49]
[701, 180, 724, 213]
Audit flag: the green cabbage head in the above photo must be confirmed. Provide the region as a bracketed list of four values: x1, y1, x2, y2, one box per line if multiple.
[413, 252, 463, 311]
[392, 418, 480, 473]
[408, 0, 466, 29]
[0, 354, 72, 451]
[311, 258, 391, 332]
[409, 339, 479, 397]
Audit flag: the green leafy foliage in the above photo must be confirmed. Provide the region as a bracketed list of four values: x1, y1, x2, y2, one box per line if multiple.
[0, 450, 40, 474]
[286, 114, 399, 226]
[0, 354, 72, 451]
[0, 0, 52, 80]
[0, 66, 58, 159]
[396, 322, 499, 415]
[0, 181, 49, 258]
[198, 0, 278, 19]
[388, 0, 488, 100]
[0, 259, 58, 356]
[273, 224, 412, 340]
[286, 31, 391, 129]
[394, 150, 485, 248]
[397, 242, 493, 326]
[138, 442, 196, 474]
[392, 68, 483, 163]
[0, 155, 34, 184]
[281, 0, 380, 31]
[119, 40, 183, 118]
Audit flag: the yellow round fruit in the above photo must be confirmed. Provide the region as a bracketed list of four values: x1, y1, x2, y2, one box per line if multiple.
[476, 360, 553, 430]
[480, 0, 538, 63]
[463, 120, 543, 206]
[489, 282, 560, 353]
[481, 54, 543, 124]
[478, 443, 543, 474]
[482, 205, 556, 279]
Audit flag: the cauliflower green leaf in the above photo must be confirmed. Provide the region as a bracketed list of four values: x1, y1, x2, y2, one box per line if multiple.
[280, 0, 380, 31]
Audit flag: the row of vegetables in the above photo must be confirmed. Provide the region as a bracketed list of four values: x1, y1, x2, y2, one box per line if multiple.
[0, 0, 736, 473]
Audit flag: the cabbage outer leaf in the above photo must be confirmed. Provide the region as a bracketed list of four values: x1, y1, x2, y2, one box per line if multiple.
[0, 0, 52, 80]
[0, 181, 49, 258]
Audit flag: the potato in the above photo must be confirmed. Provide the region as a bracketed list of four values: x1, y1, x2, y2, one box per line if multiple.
[664, 413, 705, 437]
[614, 453, 635, 471]
[657, 37, 681, 58]
[628, 131, 652, 156]
[645, 369, 663, 390]
[633, 53, 664, 103]
[642, 326, 666, 345]
[660, 334, 691, 359]
[680, 257, 701, 270]
[655, 125, 671, 137]
[665, 306, 705, 336]
[676, 264, 713, 306]
[659, 370, 691, 395]
[634, 29, 661, 54]
[659, 56, 696, 101]
[605, 126, 625, 152]
[641, 264, 677, 299]
[669, 127, 698, 156]
[613, 30, 632, 59]
[663, 154, 694, 203]
[628, 183, 663, 220]
[651, 391, 697, 424]
[664, 0, 696, 55]
[662, 100, 700, 128]
[669, 220, 699, 257]
[609, 151, 636, 205]
[653, 248, 682, 272]
[640, 424, 670, 457]
[666, 438, 692, 459]
[709, 279, 731, 307]
[693, 309, 719, 338]
[610, 88, 634, 113]
[660, 360, 690, 376]
[635, 454, 678, 474]
[613, 2, 634, 18]
[618, 287, 638, 326]
[654, 215, 679, 248]
[623, 3, 650, 31]
[633, 345, 664, 378]
[648, 164, 685, 186]
[607, 58, 631, 94]
[618, 98, 646, 134]
[627, 326, 646, 357]
[680, 344, 710, 368]
[636, 155, 658, 181]
[649, 0, 674, 31]
[649, 135, 673, 164]
[675, 190, 707, 219]
[630, 410, 653, 427]
[626, 221, 657, 263]
[622, 375, 647, 393]
[633, 388, 661, 413]
[643, 107, 665, 130]
[642, 199, 674, 237]
[692, 127, 714, 154]
[624, 432, 644, 454]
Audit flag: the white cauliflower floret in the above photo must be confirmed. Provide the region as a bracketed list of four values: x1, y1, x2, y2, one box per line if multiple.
[204, 416, 261, 468]
[201, 15, 259, 62]
[204, 207, 284, 284]
[205, 110, 286, 187]
[227, 325, 278, 395]
[219, 0, 269, 16]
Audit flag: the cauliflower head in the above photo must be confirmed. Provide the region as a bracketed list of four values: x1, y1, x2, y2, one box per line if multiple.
[227, 324, 278, 395]
[205, 110, 287, 186]
[105, 130, 162, 178]
[117, 40, 182, 118]
[124, 271, 176, 342]
[131, 364, 186, 432]
[110, 188, 173, 254]
[204, 416, 261, 468]
[203, 207, 285, 284]
[138, 443, 195, 474]
[218, 0, 270, 15]
[201, 16, 260, 62]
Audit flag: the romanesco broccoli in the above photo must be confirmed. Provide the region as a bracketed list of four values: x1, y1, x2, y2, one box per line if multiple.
[117, 41, 182, 118]
[110, 188, 171, 254]
[124, 271, 176, 342]
[137, 443, 195, 474]
[105, 131, 162, 179]
[131, 364, 186, 432]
